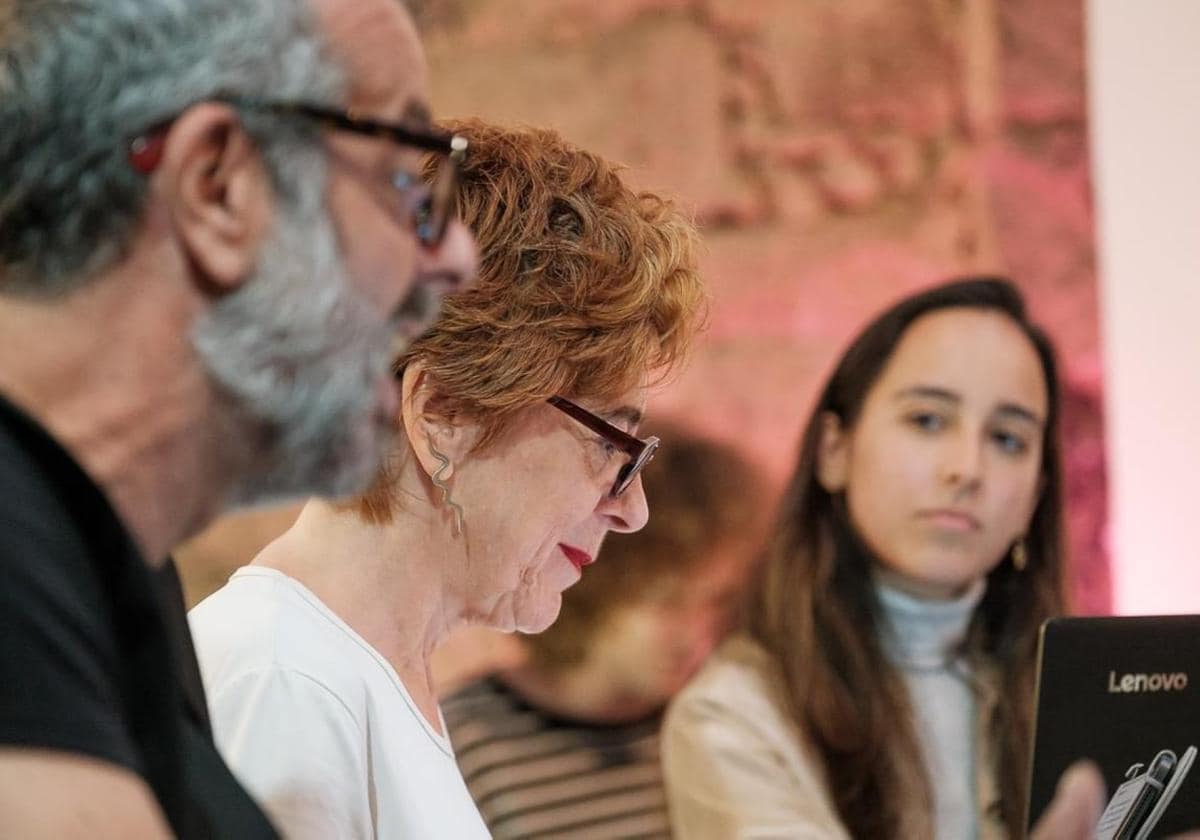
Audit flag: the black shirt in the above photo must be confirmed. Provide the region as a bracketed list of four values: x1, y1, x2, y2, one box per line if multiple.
[0, 393, 277, 838]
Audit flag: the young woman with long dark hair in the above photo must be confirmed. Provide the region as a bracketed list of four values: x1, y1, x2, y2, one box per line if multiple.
[664, 277, 1066, 839]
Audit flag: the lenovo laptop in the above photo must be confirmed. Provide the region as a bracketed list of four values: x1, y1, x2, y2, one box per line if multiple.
[1027, 615, 1200, 837]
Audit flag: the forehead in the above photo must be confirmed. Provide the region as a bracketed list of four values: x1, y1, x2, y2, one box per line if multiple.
[313, 0, 429, 118]
[570, 375, 651, 414]
[598, 382, 651, 424]
[870, 308, 1048, 414]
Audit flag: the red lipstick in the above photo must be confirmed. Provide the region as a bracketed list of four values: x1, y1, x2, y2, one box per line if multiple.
[559, 544, 594, 572]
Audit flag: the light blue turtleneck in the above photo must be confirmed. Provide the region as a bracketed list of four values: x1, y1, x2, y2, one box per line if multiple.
[876, 577, 987, 840]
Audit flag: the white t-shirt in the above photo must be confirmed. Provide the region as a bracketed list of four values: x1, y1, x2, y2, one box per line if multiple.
[189, 566, 491, 839]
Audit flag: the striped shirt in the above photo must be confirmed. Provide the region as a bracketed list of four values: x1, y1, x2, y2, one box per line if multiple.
[443, 678, 671, 839]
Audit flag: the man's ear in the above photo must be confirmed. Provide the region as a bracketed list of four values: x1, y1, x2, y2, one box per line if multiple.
[155, 102, 275, 293]
[815, 411, 850, 493]
[399, 361, 475, 483]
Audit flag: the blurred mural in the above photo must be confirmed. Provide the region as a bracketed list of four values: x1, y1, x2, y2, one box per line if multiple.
[176, 0, 1108, 613]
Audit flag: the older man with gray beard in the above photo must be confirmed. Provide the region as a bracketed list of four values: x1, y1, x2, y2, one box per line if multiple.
[0, 0, 475, 837]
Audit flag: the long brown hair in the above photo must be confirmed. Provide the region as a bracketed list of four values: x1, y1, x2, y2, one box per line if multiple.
[747, 277, 1066, 837]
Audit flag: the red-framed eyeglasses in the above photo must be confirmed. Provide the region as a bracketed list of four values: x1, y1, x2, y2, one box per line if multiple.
[547, 396, 658, 498]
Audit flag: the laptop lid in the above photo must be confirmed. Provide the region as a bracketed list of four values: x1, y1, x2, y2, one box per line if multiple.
[1027, 615, 1200, 833]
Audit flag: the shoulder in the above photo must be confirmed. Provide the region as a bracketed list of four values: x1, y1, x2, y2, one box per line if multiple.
[0, 414, 103, 592]
[0, 407, 150, 773]
[0, 398, 75, 512]
[0, 396, 145, 641]
[669, 635, 784, 722]
[190, 568, 371, 717]
[662, 636, 850, 838]
[0, 485, 117, 694]
[0, 396, 132, 562]
[664, 634, 802, 772]
[191, 579, 373, 817]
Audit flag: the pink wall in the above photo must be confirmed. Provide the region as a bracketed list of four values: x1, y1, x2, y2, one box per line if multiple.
[421, 0, 1110, 612]
[175, 1, 1111, 613]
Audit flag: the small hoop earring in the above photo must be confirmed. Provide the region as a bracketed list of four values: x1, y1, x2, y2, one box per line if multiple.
[429, 444, 465, 537]
[1011, 538, 1028, 572]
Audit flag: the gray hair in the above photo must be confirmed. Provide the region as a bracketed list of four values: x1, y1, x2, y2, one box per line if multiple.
[194, 137, 398, 507]
[0, 0, 344, 296]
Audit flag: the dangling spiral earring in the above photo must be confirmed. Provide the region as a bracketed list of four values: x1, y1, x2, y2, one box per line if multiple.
[1011, 538, 1028, 572]
[429, 444, 465, 537]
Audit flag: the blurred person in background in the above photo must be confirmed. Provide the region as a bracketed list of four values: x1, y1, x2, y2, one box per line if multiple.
[664, 277, 1068, 839]
[443, 429, 767, 839]
[0, 0, 474, 836]
[189, 119, 706, 838]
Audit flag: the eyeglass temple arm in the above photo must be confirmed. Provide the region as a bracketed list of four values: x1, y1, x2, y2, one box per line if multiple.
[546, 396, 644, 456]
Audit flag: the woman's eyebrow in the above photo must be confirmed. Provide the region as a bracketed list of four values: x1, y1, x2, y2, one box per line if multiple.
[893, 386, 1044, 427]
[995, 402, 1045, 427]
[892, 385, 959, 403]
[600, 406, 644, 428]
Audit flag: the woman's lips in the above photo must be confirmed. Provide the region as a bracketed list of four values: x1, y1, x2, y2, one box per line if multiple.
[559, 544, 595, 572]
[917, 508, 982, 532]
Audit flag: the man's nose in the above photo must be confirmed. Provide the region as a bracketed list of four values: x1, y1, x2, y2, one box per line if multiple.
[416, 218, 478, 292]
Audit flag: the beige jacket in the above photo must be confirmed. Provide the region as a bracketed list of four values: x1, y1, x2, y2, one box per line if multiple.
[662, 636, 1008, 839]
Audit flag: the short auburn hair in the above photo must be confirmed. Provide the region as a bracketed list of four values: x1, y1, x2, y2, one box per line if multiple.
[354, 119, 706, 522]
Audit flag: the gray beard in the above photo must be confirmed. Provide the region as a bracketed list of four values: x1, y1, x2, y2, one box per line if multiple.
[192, 193, 398, 509]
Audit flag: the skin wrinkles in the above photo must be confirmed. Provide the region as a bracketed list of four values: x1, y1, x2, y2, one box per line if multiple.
[448, 389, 651, 636]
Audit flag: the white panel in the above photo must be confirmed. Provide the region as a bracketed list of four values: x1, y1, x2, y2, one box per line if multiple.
[1090, 0, 1200, 613]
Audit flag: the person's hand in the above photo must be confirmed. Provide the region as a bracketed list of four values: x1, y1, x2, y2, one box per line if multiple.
[1029, 760, 1105, 840]
[1029, 760, 1200, 840]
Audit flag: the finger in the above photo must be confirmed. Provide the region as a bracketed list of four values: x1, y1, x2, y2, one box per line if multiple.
[1030, 760, 1106, 840]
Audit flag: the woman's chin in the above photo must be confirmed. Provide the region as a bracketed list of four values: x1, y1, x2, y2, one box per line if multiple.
[512, 598, 564, 635]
